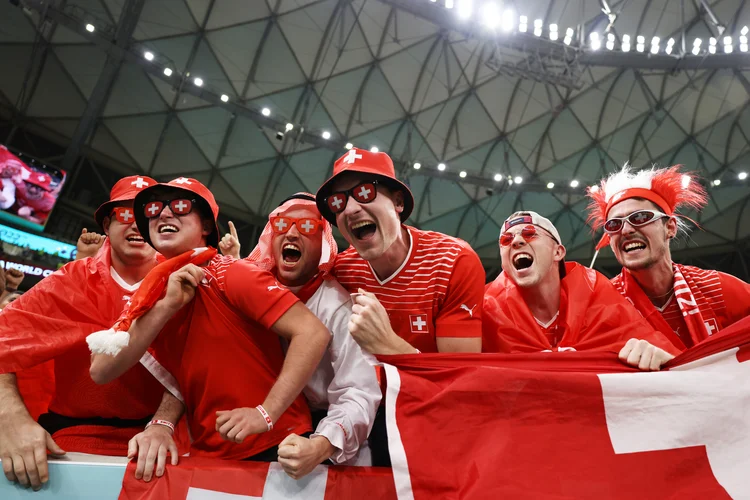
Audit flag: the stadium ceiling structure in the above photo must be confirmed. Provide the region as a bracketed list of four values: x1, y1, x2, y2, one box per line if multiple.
[1, 0, 750, 278]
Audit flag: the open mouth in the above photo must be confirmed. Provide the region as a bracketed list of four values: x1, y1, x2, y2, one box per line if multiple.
[126, 235, 145, 243]
[158, 224, 179, 234]
[623, 241, 647, 253]
[350, 220, 376, 240]
[513, 252, 534, 270]
[282, 244, 302, 264]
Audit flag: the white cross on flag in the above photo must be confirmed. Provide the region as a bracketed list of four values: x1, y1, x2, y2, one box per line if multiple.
[383, 317, 750, 499]
[131, 177, 149, 189]
[119, 460, 396, 499]
[343, 149, 362, 164]
[174, 177, 192, 185]
[274, 218, 288, 232]
[410, 314, 428, 333]
[121, 209, 133, 222]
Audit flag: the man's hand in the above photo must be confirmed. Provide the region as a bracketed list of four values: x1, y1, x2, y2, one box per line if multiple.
[76, 228, 105, 260]
[127, 425, 178, 482]
[350, 289, 410, 355]
[17, 206, 33, 219]
[218, 221, 240, 260]
[4, 268, 24, 290]
[619, 338, 675, 371]
[0, 414, 65, 490]
[277, 434, 335, 480]
[161, 264, 204, 312]
[215, 407, 269, 443]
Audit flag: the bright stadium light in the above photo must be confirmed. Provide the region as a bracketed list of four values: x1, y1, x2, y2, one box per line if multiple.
[590, 32, 601, 50]
[606, 33, 615, 50]
[193, 77, 203, 87]
[724, 36, 733, 53]
[285, 123, 294, 131]
[636, 35, 645, 52]
[413, 162, 421, 170]
[494, 173, 502, 181]
[144, 51, 154, 61]
[549, 24, 558, 41]
[547, 182, 554, 189]
[589, 185, 600, 193]
[370, 146, 379, 153]
[220, 94, 229, 102]
[681, 175, 691, 189]
[570, 179, 579, 188]
[459, 171, 467, 178]
[445, 0, 454, 8]
[564, 27, 573, 45]
[713, 179, 721, 186]
[438, 163, 446, 171]
[457, 0, 472, 19]
[622, 34, 631, 52]
[739, 172, 748, 180]
[163, 67, 173, 77]
[322, 131, 331, 139]
[709, 37, 716, 54]
[500, 9, 514, 31]
[85, 23, 95, 32]
[650, 36, 659, 54]
[345, 142, 353, 149]
[743, 26, 749, 36]
[692, 37, 702, 55]
[534, 19, 542, 37]
[481, 2, 500, 29]
[519, 15, 528, 33]
[666, 38, 674, 54]
[261, 107, 271, 116]
[514, 176, 523, 184]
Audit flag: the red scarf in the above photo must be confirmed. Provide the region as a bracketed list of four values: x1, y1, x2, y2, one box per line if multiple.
[483, 262, 678, 355]
[616, 264, 722, 351]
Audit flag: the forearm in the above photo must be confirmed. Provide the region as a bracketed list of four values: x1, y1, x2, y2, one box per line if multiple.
[153, 390, 185, 425]
[0, 373, 31, 419]
[90, 301, 177, 384]
[263, 327, 329, 422]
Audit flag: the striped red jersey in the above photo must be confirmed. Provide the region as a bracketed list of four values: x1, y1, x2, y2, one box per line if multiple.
[611, 264, 750, 348]
[333, 226, 485, 353]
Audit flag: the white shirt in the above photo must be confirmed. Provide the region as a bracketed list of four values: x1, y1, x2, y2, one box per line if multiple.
[300, 279, 381, 465]
[0, 178, 16, 210]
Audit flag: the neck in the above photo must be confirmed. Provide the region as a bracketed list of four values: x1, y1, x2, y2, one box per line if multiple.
[110, 251, 154, 285]
[630, 258, 675, 307]
[369, 225, 411, 281]
[519, 277, 561, 324]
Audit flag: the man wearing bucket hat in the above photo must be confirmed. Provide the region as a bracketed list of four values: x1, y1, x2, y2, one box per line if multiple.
[315, 148, 485, 355]
[14, 168, 56, 224]
[588, 165, 750, 351]
[88, 177, 330, 464]
[0, 175, 168, 491]
[236, 193, 380, 479]
[483, 211, 679, 370]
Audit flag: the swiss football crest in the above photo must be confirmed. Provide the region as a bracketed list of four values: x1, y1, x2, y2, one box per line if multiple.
[410, 314, 428, 334]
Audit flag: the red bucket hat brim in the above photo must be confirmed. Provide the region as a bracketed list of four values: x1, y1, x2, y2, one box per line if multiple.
[94, 175, 158, 230]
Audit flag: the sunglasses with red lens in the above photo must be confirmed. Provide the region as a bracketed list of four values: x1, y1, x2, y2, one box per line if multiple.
[604, 209, 668, 234]
[270, 216, 323, 236]
[326, 180, 378, 214]
[499, 225, 541, 246]
[143, 198, 195, 219]
[109, 207, 137, 224]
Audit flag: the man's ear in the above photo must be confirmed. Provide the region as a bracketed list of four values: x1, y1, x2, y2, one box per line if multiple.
[202, 218, 213, 237]
[102, 217, 111, 237]
[393, 190, 405, 214]
[665, 216, 678, 240]
[554, 243, 567, 262]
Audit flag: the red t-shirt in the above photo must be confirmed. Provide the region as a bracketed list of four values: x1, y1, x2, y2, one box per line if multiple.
[148, 256, 312, 460]
[333, 226, 484, 353]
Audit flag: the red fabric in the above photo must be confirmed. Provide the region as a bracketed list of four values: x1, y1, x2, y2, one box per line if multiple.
[0, 240, 165, 454]
[94, 175, 157, 228]
[612, 264, 750, 351]
[381, 317, 750, 500]
[146, 256, 311, 460]
[14, 360, 54, 421]
[333, 227, 484, 353]
[482, 262, 680, 355]
[119, 458, 397, 500]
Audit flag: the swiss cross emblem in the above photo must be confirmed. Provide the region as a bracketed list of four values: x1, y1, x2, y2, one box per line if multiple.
[704, 318, 719, 336]
[146, 202, 160, 216]
[173, 177, 191, 185]
[410, 314, 428, 333]
[38, 175, 45, 182]
[300, 219, 315, 233]
[343, 149, 362, 164]
[121, 209, 133, 222]
[634, 212, 649, 223]
[274, 218, 288, 232]
[131, 177, 149, 189]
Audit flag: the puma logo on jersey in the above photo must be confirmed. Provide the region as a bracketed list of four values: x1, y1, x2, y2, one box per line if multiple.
[267, 284, 284, 292]
[460, 304, 477, 317]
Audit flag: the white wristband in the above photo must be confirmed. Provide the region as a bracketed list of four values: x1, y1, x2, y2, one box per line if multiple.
[145, 419, 175, 433]
[256, 405, 273, 431]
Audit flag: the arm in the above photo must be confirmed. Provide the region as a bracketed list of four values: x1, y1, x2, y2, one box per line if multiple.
[350, 290, 420, 355]
[128, 390, 185, 482]
[218, 221, 241, 260]
[90, 265, 204, 384]
[75, 228, 105, 260]
[434, 250, 484, 353]
[0, 374, 65, 491]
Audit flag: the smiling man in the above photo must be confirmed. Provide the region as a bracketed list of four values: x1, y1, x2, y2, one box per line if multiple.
[0, 175, 166, 490]
[315, 148, 484, 356]
[88, 177, 330, 465]
[588, 165, 750, 351]
[483, 211, 680, 370]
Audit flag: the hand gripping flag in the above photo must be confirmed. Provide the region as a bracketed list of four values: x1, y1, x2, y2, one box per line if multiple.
[87, 247, 216, 356]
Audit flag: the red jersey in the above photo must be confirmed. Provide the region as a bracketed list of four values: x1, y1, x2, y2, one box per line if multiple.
[146, 256, 312, 460]
[14, 188, 55, 221]
[0, 241, 164, 454]
[333, 226, 484, 353]
[612, 264, 750, 350]
[482, 262, 679, 355]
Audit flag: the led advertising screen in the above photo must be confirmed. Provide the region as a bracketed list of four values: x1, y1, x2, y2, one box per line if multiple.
[0, 145, 67, 231]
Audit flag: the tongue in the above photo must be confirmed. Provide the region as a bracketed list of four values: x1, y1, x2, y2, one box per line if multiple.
[283, 251, 301, 263]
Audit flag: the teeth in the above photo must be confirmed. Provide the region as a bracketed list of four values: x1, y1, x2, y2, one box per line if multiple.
[283, 244, 300, 252]
[513, 253, 532, 264]
[351, 221, 373, 230]
[159, 225, 178, 234]
[624, 242, 646, 251]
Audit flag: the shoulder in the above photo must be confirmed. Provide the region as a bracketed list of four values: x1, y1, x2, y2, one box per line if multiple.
[204, 255, 278, 292]
[308, 279, 352, 317]
[412, 227, 473, 254]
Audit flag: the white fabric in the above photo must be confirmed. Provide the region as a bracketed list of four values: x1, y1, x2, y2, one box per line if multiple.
[302, 279, 381, 465]
[0, 178, 15, 209]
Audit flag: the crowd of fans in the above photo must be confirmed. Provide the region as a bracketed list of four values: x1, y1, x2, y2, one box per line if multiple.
[0, 149, 748, 492]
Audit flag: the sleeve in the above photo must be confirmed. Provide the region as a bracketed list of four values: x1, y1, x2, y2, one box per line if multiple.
[311, 298, 381, 464]
[434, 248, 485, 338]
[223, 260, 299, 329]
[719, 272, 750, 327]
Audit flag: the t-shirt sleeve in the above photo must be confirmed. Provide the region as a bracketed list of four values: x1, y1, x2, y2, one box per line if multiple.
[719, 272, 750, 327]
[434, 247, 485, 338]
[223, 260, 299, 329]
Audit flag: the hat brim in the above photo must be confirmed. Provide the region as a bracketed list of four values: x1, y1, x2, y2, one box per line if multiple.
[316, 173, 414, 227]
[133, 186, 219, 250]
[94, 194, 138, 230]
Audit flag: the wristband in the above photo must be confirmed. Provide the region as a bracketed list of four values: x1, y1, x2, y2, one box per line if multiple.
[256, 405, 273, 431]
[145, 419, 175, 433]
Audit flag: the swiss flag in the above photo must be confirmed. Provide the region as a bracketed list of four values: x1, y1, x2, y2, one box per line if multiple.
[119, 458, 396, 499]
[381, 316, 750, 499]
